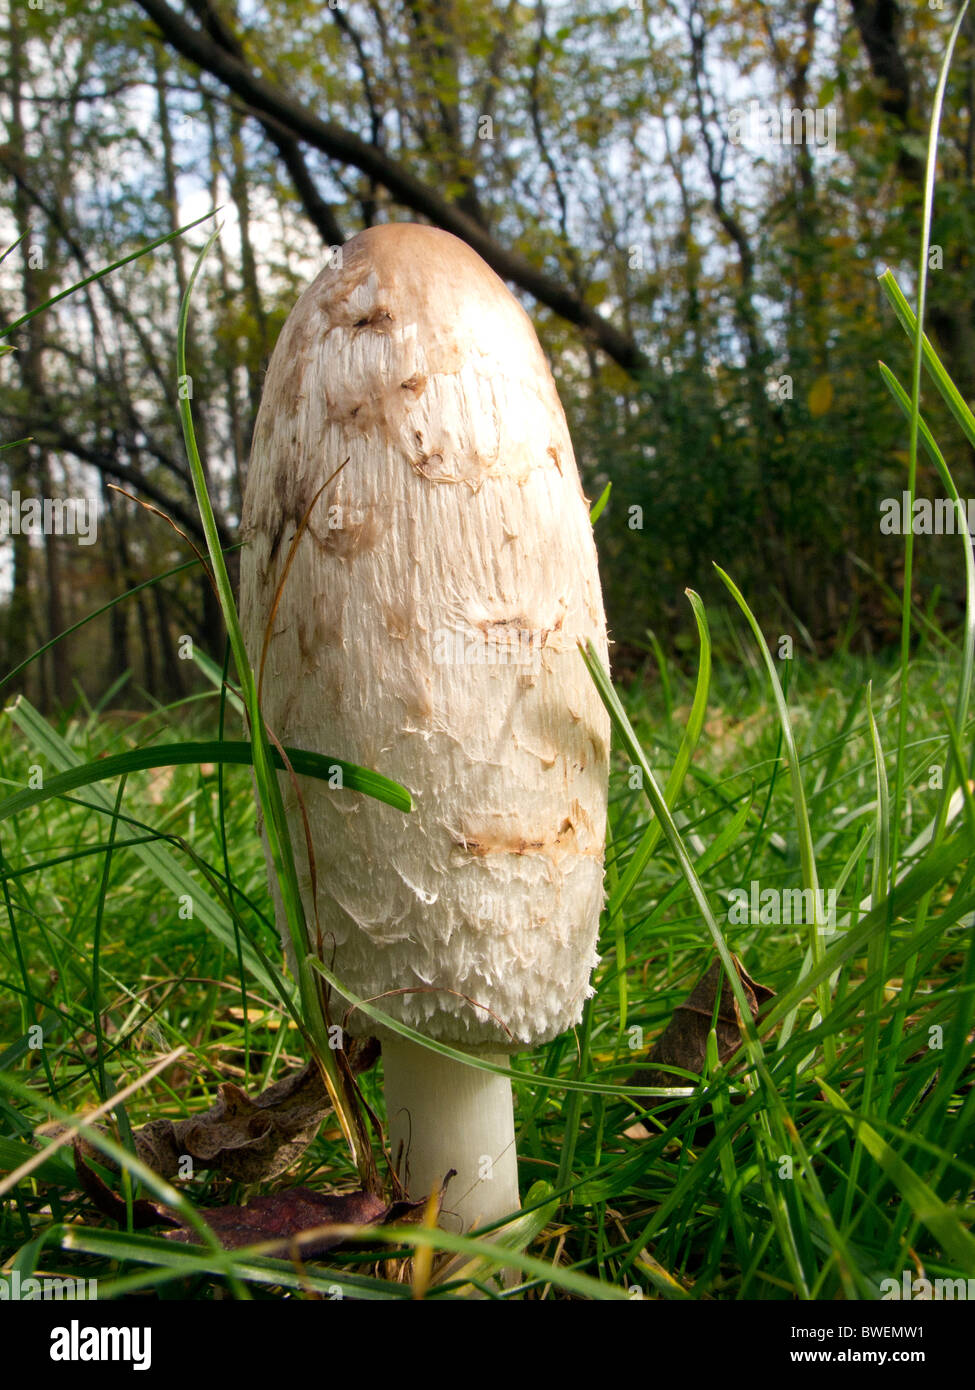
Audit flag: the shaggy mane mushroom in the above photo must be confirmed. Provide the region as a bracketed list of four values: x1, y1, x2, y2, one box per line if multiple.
[241, 222, 610, 1233]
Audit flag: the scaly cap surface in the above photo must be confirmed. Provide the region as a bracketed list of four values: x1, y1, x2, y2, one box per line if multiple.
[240, 223, 610, 1048]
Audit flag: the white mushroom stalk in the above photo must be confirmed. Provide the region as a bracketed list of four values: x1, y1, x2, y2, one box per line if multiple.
[240, 223, 610, 1233]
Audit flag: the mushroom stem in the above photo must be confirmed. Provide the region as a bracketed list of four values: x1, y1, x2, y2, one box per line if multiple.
[382, 1034, 519, 1233]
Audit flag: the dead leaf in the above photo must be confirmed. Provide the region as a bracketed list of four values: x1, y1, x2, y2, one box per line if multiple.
[628, 955, 774, 1132]
[169, 1182, 442, 1255]
[133, 1046, 378, 1184]
[169, 1186, 387, 1254]
[73, 1138, 176, 1230]
[623, 1121, 651, 1140]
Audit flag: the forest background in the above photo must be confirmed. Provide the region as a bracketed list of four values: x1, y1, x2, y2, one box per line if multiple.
[1, 0, 971, 706]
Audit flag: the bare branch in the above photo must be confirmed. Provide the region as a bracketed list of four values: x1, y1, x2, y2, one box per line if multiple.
[135, 0, 648, 374]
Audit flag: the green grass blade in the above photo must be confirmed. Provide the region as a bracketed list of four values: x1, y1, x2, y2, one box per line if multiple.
[607, 589, 711, 921]
[191, 647, 244, 715]
[820, 1080, 975, 1269]
[0, 734, 411, 822]
[878, 362, 975, 747]
[589, 481, 612, 525]
[4, 696, 288, 1000]
[713, 566, 833, 1056]
[878, 272, 975, 453]
[175, 231, 367, 1172]
[1, 210, 219, 341]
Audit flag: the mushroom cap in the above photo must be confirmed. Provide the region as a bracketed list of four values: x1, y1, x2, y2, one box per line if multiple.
[240, 223, 610, 1049]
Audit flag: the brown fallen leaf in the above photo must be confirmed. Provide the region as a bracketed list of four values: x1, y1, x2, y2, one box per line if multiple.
[168, 1180, 445, 1255]
[628, 954, 774, 1135]
[73, 1137, 176, 1230]
[75, 1136, 441, 1257]
[134, 1044, 378, 1184]
[170, 1186, 386, 1254]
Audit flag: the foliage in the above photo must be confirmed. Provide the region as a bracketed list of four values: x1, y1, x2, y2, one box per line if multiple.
[3, 2, 975, 696]
[0, 0, 972, 1306]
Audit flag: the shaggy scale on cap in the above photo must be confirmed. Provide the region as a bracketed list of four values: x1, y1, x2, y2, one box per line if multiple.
[240, 222, 610, 1050]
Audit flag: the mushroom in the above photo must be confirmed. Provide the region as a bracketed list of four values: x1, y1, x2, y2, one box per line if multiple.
[240, 223, 610, 1233]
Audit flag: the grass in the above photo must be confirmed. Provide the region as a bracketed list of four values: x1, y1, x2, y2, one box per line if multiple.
[0, 13, 972, 1304]
[0, 635, 971, 1299]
